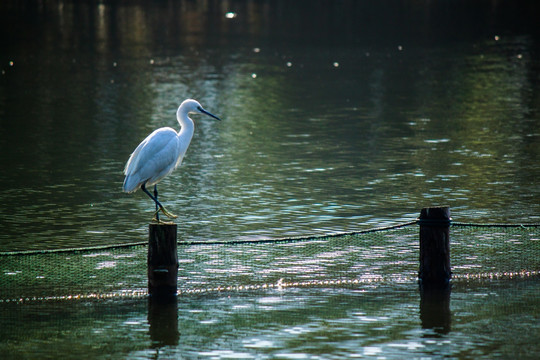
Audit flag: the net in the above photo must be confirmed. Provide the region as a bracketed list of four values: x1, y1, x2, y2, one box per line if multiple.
[1, 222, 539, 303]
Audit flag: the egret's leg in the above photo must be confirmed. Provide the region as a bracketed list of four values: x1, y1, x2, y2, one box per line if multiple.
[153, 185, 159, 222]
[141, 184, 177, 220]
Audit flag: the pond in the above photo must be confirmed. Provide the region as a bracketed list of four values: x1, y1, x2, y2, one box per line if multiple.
[1, 280, 539, 359]
[0, 0, 539, 358]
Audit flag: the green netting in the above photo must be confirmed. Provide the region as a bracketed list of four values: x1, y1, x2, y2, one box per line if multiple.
[451, 224, 540, 278]
[1, 222, 539, 303]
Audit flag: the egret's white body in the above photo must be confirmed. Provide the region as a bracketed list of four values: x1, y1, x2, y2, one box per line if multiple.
[123, 120, 193, 193]
[123, 99, 221, 220]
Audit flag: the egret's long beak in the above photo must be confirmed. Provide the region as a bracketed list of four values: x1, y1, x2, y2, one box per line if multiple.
[198, 106, 221, 121]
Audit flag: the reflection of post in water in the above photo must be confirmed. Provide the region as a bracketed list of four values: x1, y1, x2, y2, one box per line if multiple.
[420, 287, 451, 335]
[148, 296, 180, 347]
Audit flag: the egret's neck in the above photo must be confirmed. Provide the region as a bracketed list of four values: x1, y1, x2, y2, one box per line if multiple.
[176, 109, 195, 147]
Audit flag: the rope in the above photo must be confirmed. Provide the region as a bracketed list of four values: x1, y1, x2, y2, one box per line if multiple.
[180, 220, 419, 246]
[1, 220, 539, 256]
[452, 222, 540, 228]
[0, 241, 148, 257]
[0, 221, 418, 256]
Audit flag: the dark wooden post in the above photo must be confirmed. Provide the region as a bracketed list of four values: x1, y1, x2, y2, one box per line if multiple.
[148, 223, 178, 297]
[418, 206, 451, 289]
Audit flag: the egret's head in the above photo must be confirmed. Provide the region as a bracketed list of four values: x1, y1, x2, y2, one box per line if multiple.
[180, 99, 221, 121]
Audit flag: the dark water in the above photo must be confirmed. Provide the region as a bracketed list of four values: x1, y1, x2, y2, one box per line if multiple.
[1, 0, 539, 251]
[1, 281, 540, 359]
[1, 0, 539, 358]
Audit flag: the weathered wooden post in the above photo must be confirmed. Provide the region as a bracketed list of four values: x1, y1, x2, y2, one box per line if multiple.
[148, 223, 178, 297]
[418, 206, 451, 289]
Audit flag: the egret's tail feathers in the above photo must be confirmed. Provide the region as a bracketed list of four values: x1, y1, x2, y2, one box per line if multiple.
[122, 175, 141, 193]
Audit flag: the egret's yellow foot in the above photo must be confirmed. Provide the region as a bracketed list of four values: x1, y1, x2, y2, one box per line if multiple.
[159, 205, 177, 219]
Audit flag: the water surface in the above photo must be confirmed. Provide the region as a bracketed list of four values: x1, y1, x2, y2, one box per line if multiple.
[1, 0, 539, 251]
[2, 280, 539, 359]
[0, 0, 539, 358]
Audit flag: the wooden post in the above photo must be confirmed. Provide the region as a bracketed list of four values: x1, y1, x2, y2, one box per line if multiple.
[418, 206, 451, 289]
[148, 223, 178, 297]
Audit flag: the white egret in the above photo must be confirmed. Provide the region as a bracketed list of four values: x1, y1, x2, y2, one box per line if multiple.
[123, 99, 221, 221]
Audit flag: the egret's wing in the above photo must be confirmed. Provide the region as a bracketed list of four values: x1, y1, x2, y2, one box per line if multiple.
[123, 128, 180, 192]
[124, 135, 150, 176]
